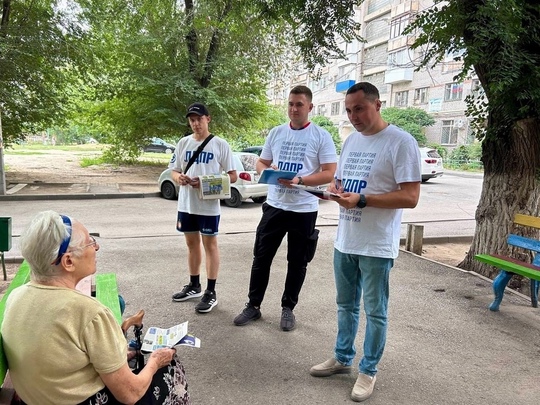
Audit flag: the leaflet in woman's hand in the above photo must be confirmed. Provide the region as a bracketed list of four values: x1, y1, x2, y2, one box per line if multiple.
[141, 321, 201, 352]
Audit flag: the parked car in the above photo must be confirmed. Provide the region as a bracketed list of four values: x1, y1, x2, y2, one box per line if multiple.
[158, 152, 268, 208]
[241, 146, 263, 156]
[420, 147, 444, 182]
[143, 137, 176, 154]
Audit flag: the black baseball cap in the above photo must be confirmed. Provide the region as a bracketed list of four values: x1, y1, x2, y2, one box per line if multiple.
[186, 103, 210, 118]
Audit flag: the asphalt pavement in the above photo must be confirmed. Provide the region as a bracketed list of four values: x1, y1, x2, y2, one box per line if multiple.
[1, 178, 539, 404]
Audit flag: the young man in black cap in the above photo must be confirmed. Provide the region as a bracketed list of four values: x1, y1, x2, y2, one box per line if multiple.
[169, 103, 237, 313]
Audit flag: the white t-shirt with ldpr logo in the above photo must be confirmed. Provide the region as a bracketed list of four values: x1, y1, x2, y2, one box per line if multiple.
[169, 134, 235, 216]
[260, 123, 338, 213]
[334, 124, 421, 259]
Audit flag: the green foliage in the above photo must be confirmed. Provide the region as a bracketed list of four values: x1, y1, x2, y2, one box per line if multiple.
[80, 156, 106, 168]
[228, 105, 288, 151]
[311, 115, 342, 154]
[406, 0, 540, 143]
[0, 0, 85, 143]
[426, 144, 448, 160]
[446, 144, 483, 171]
[1, 0, 365, 156]
[254, 0, 364, 71]
[380, 107, 434, 146]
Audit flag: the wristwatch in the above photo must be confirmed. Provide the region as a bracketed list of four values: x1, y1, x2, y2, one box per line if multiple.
[297, 177, 304, 185]
[356, 194, 367, 209]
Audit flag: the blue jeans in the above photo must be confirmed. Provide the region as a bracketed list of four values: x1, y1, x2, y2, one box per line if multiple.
[333, 248, 393, 376]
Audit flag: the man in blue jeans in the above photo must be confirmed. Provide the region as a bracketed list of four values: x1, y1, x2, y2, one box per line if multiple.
[310, 82, 421, 401]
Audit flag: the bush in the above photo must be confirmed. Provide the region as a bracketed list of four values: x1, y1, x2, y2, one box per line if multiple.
[445, 144, 483, 171]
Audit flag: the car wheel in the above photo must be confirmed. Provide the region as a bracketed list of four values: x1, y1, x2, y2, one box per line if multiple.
[223, 188, 242, 208]
[165, 148, 173, 154]
[161, 181, 177, 200]
[252, 196, 266, 204]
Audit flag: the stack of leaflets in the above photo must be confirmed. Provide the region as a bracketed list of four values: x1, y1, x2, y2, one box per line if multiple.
[197, 174, 231, 200]
[258, 169, 297, 185]
[291, 184, 341, 200]
[141, 321, 201, 352]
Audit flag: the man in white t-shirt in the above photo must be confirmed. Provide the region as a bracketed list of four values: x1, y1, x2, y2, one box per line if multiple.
[310, 82, 421, 402]
[233, 85, 338, 331]
[169, 103, 237, 313]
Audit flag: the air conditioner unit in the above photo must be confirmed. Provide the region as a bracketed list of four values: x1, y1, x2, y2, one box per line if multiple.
[455, 119, 464, 129]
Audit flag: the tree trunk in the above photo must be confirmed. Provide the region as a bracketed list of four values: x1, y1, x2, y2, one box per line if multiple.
[459, 117, 540, 292]
[0, 110, 6, 195]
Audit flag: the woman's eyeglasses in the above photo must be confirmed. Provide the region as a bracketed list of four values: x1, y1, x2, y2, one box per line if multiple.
[72, 236, 98, 252]
[52, 214, 99, 265]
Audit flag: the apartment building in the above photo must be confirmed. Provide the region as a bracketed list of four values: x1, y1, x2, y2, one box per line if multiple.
[269, 0, 480, 149]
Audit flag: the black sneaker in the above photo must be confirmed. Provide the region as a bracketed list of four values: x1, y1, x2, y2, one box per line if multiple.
[280, 307, 296, 331]
[195, 290, 218, 313]
[233, 303, 261, 326]
[172, 283, 203, 302]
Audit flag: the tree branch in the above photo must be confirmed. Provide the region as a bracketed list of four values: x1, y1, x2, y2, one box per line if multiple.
[184, 0, 198, 77]
[200, 0, 233, 88]
[1, 0, 11, 34]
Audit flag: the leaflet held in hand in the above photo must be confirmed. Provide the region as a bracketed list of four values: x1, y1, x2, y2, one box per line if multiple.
[197, 174, 231, 200]
[141, 321, 201, 352]
[258, 169, 297, 185]
[291, 184, 341, 200]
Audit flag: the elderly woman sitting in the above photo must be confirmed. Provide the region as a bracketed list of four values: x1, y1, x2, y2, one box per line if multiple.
[1, 211, 191, 405]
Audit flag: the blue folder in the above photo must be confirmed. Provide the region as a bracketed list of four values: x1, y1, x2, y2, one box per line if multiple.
[258, 169, 297, 185]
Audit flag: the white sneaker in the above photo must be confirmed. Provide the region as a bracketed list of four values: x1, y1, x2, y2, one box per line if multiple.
[351, 373, 376, 402]
[309, 358, 351, 377]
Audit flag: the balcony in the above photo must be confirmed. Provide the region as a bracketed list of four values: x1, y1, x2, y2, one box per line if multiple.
[384, 68, 413, 84]
[336, 80, 356, 93]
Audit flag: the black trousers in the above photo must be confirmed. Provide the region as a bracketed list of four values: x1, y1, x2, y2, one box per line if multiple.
[248, 203, 318, 310]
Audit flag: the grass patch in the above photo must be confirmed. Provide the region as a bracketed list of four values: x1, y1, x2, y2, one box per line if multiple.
[136, 158, 170, 167]
[444, 160, 484, 172]
[82, 155, 167, 168]
[10, 143, 106, 152]
[3, 150, 46, 155]
[80, 156, 105, 167]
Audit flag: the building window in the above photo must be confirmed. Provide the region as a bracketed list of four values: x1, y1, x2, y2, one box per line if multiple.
[390, 15, 410, 39]
[413, 87, 429, 105]
[331, 102, 341, 116]
[367, 0, 392, 14]
[441, 120, 458, 144]
[317, 104, 326, 115]
[395, 91, 408, 107]
[387, 48, 412, 68]
[444, 83, 463, 101]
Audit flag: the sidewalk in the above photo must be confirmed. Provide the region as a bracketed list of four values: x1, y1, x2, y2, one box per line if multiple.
[2, 224, 538, 403]
[3, 234, 538, 404]
[107, 237, 540, 404]
[0, 182, 160, 200]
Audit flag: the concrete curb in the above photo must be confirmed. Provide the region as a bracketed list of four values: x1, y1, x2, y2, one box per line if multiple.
[400, 235, 473, 245]
[0, 192, 161, 201]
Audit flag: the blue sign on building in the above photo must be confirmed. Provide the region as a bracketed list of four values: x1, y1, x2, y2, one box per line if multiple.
[335, 80, 356, 93]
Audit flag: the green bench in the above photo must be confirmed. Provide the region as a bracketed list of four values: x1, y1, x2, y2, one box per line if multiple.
[0, 261, 31, 403]
[0, 261, 121, 402]
[475, 213, 540, 312]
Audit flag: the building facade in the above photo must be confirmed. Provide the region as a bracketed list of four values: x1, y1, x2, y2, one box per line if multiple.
[269, 0, 481, 149]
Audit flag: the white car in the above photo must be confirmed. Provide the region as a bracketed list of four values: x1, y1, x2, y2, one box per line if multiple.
[420, 147, 444, 182]
[158, 152, 268, 208]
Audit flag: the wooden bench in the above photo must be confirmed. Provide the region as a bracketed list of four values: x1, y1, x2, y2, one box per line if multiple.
[475, 213, 540, 312]
[0, 261, 122, 402]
